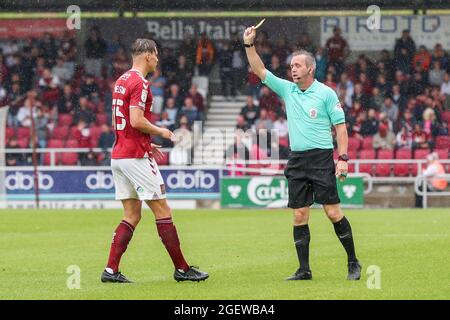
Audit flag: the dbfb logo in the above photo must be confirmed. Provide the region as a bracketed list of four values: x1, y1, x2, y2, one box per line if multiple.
[166, 170, 216, 190]
[5, 172, 54, 191]
[86, 172, 114, 190]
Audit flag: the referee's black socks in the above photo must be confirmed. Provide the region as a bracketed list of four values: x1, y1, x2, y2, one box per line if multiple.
[333, 216, 358, 263]
[293, 225, 310, 271]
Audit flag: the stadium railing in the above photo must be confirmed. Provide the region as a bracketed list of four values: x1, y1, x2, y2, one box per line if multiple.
[414, 174, 450, 209]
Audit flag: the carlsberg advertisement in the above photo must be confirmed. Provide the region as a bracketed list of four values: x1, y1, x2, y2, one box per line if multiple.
[221, 177, 364, 208]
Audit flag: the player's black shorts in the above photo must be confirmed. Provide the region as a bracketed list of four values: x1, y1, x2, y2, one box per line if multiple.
[284, 148, 340, 208]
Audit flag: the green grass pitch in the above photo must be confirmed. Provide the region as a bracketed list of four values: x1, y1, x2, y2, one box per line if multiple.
[0, 208, 449, 300]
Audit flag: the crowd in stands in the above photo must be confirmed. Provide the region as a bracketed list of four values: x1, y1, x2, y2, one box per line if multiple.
[1, 25, 450, 174]
[231, 27, 450, 176]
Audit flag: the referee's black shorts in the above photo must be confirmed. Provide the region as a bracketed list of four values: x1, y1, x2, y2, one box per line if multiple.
[284, 148, 340, 209]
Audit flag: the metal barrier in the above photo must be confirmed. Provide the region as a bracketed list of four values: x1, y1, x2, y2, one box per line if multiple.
[414, 174, 450, 209]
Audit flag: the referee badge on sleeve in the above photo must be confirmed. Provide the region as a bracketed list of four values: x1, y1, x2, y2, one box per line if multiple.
[309, 107, 318, 119]
[335, 102, 344, 111]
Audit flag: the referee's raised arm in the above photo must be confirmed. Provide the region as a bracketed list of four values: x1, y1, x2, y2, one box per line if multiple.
[243, 26, 266, 81]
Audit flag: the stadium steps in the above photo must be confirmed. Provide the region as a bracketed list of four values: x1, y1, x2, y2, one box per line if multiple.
[194, 95, 247, 164]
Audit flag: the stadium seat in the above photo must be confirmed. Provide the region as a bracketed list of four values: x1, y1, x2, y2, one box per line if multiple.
[17, 127, 31, 139]
[53, 126, 70, 140]
[5, 127, 15, 140]
[375, 150, 394, 176]
[435, 136, 450, 151]
[65, 139, 80, 148]
[412, 149, 430, 176]
[89, 126, 103, 142]
[348, 137, 361, 152]
[61, 152, 78, 165]
[16, 138, 29, 148]
[441, 111, 450, 124]
[435, 149, 448, 159]
[362, 136, 374, 150]
[58, 114, 73, 127]
[394, 149, 412, 177]
[96, 113, 109, 126]
[359, 150, 375, 174]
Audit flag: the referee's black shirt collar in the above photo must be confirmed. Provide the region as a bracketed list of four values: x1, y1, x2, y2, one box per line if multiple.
[293, 79, 318, 94]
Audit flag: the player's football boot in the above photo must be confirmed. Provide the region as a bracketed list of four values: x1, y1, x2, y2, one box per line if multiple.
[285, 268, 312, 280]
[347, 261, 362, 280]
[101, 270, 133, 283]
[174, 266, 209, 282]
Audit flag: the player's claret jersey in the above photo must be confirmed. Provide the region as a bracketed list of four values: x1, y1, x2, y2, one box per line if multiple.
[111, 69, 154, 159]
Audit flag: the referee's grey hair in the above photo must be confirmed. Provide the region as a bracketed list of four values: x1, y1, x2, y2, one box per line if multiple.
[291, 50, 316, 69]
[131, 38, 157, 57]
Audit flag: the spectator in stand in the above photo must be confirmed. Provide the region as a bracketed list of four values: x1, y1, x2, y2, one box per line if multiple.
[162, 97, 178, 124]
[16, 89, 41, 127]
[81, 150, 98, 166]
[379, 49, 395, 80]
[352, 83, 371, 110]
[6, 82, 25, 127]
[392, 84, 407, 114]
[422, 107, 440, 138]
[174, 54, 193, 95]
[104, 81, 114, 120]
[230, 31, 246, 94]
[218, 41, 235, 100]
[415, 152, 448, 208]
[73, 119, 92, 148]
[337, 72, 354, 108]
[84, 26, 107, 77]
[429, 60, 445, 87]
[226, 133, 250, 167]
[413, 45, 432, 72]
[156, 111, 175, 131]
[177, 31, 197, 73]
[361, 108, 379, 136]
[52, 57, 71, 84]
[38, 68, 60, 105]
[165, 83, 184, 110]
[273, 37, 289, 66]
[5, 137, 24, 166]
[160, 47, 177, 81]
[34, 107, 49, 148]
[186, 83, 204, 113]
[196, 33, 215, 76]
[380, 96, 399, 125]
[236, 114, 251, 131]
[431, 43, 449, 70]
[325, 26, 349, 76]
[258, 86, 281, 118]
[324, 72, 337, 91]
[58, 31, 77, 77]
[98, 124, 115, 150]
[399, 108, 416, 134]
[395, 47, 413, 75]
[396, 126, 412, 150]
[179, 97, 200, 125]
[254, 109, 274, 131]
[112, 47, 130, 79]
[240, 96, 259, 125]
[409, 72, 426, 96]
[80, 74, 100, 103]
[268, 54, 286, 79]
[370, 87, 384, 111]
[373, 123, 395, 150]
[412, 123, 432, 150]
[246, 66, 261, 99]
[73, 96, 95, 125]
[441, 72, 450, 110]
[149, 67, 166, 115]
[349, 111, 366, 140]
[273, 113, 289, 139]
[57, 83, 78, 115]
[314, 47, 328, 82]
[38, 32, 57, 64]
[394, 29, 416, 67]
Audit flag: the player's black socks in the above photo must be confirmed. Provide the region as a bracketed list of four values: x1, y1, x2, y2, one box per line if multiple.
[333, 216, 357, 263]
[293, 225, 310, 271]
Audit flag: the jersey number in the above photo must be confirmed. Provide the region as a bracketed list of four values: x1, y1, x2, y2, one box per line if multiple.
[112, 99, 126, 131]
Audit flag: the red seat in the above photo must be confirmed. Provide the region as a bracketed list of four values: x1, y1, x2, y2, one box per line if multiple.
[65, 139, 79, 148]
[89, 126, 103, 141]
[61, 152, 78, 165]
[435, 136, 450, 150]
[348, 137, 361, 152]
[96, 113, 109, 126]
[5, 127, 15, 140]
[53, 126, 69, 140]
[362, 136, 374, 150]
[394, 149, 412, 176]
[441, 111, 450, 124]
[375, 150, 394, 176]
[17, 127, 31, 139]
[156, 152, 169, 165]
[16, 138, 29, 148]
[435, 149, 448, 159]
[412, 149, 430, 176]
[151, 113, 160, 123]
[359, 150, 375, 174]
[58, 114, 73, 127]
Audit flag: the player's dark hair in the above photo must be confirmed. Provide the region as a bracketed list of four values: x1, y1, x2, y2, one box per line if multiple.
[131, 38, 157, 57]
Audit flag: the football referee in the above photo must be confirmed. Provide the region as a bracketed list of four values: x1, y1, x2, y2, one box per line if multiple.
[243, 26, 361, 280]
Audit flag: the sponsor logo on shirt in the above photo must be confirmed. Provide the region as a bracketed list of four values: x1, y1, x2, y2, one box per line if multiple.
[309, 107, 318, 119]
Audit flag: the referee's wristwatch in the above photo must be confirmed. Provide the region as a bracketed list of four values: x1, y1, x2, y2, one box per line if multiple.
[338, 154, 349, 162]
